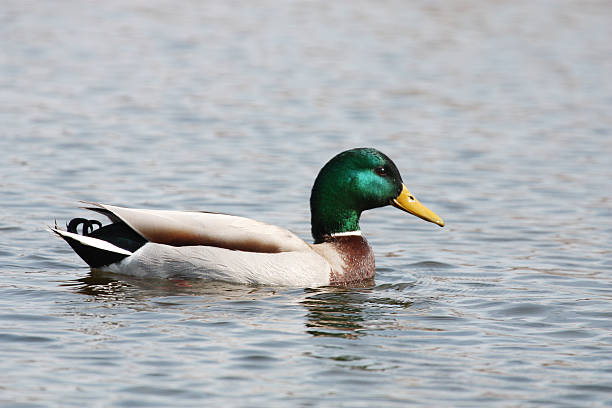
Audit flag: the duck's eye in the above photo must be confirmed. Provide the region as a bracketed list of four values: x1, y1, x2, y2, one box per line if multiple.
[374, 166, 387, 176]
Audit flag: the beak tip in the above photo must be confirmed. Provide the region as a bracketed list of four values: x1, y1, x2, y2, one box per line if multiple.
[391, 188, 445, 228]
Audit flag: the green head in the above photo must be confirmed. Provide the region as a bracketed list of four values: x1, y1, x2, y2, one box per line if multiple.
[310, 148, 444, 242]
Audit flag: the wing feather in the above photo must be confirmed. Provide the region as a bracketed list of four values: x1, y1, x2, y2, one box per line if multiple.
[88, 203, 310, 253]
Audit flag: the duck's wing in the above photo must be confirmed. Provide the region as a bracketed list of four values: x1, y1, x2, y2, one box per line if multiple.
[84, 203, 310, 253]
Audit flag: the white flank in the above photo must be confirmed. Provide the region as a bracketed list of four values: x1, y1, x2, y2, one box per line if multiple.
[108, 243, 332, 287]
[51, 228, 133, 256]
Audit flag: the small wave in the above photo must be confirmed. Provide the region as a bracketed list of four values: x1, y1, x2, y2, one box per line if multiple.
[406, 261, 456, 269]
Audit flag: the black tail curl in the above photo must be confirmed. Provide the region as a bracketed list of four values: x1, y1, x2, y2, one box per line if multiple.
[67, 218, 102, 236]
[58, 217, 148, 268]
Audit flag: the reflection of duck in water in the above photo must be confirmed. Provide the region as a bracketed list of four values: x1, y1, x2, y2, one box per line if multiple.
[65, 273, 129, 300]
[52, 148, 443, 287]
[302, 289, 369, 338]
[302, 285, 416, 339]
[64, 271, 283, 305]
[64, 272, 195, 300]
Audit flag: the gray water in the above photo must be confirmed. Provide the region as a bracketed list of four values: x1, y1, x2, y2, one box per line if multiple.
[2, 1, 612, 406]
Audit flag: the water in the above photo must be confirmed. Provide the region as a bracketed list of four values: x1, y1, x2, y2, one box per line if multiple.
[1, 0, 611, 406]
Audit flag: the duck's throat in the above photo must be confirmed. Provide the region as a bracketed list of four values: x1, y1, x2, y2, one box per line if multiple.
[311, 207, 361, 243]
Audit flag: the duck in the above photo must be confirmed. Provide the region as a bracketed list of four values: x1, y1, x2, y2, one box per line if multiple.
[51, 148, 444, 287]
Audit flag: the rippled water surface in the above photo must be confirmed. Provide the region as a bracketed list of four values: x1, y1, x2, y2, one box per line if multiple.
[2, 1, 612, 406]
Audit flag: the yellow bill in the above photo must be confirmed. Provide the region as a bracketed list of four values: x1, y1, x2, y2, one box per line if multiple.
[391, 184, 445, 227]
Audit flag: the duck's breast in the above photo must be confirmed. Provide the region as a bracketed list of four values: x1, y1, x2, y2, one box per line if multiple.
[311, 235, 375, 285]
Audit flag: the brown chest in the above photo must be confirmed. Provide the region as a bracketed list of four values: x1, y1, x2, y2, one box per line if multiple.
[325, 235, 375, 285]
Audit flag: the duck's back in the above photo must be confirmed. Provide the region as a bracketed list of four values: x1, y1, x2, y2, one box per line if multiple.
[87, 203, 311, 253]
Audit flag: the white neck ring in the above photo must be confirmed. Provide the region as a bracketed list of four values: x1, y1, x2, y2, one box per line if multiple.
[330, 230, 362, 237]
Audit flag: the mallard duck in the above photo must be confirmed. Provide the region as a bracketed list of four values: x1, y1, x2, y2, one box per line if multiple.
[52, 148, 444, 287]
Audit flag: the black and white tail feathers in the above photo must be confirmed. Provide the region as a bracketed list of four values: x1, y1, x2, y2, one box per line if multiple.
[51, 218, 147, 268]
